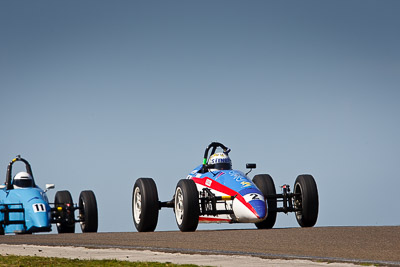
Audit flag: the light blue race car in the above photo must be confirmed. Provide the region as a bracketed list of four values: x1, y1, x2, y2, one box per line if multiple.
[132, 142, 319, 232]
[0, 156, 98, 235]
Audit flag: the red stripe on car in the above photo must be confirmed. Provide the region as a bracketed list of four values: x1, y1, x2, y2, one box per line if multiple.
[191, 177, 260, 219]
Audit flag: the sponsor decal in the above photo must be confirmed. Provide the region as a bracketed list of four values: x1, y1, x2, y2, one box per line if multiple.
[209, 153, 230, 164]
[205, 179, 212, 187]
[210, 158, 230, 164]
[228, 171, 252, 187]
[241, 181, 251, 187]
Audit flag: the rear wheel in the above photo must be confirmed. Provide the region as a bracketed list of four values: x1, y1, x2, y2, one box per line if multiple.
[174, 179, 199, 232]
[79, 190, 98, 233]
[294, 174, 319, 227]
[54, 190, 75, 233]
[132, 178, 159, 232]
[253, 174, 277, 229]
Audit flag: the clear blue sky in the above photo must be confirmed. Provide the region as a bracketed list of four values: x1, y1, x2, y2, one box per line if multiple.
[1, 1, 399, 232]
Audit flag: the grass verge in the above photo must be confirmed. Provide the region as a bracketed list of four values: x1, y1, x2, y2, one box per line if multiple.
[0, 255, 201, 267]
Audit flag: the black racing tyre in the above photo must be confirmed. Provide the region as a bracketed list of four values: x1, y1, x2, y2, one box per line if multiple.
[253, 174, 277, 229]
[54, 190, 75, 233]
[79, 190, 98, 233]
[294, 174, 319, 227]
[132, 178, 159, 232]
[174, 179, 199, 232]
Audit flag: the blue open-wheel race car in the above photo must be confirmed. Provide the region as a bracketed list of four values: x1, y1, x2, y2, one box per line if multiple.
[132, 142, 319, 232]
[0, 155, 98, 234]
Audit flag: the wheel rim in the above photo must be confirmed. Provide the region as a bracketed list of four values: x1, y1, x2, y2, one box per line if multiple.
[175, 187, 184, 225]
[133, 187, 142, 224]
[294, 183, 303, 220]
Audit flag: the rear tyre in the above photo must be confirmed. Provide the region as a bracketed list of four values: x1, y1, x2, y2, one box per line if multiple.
[294, 174, 319, 227]
[54, 190, 75, 233]
[132, 178, 159, 232]
[253, 174, 277, 229]
[79, 190, 98, 233]
[174, 179, 199, 232]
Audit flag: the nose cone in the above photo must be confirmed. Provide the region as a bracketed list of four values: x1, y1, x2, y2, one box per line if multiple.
[232, 198, 267, 223]
[25, 203, 52, 233]
[31, 211, 51, 227]
[249, 199, 266, 219]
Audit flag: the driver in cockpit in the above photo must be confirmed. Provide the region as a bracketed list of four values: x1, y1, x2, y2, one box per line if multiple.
[13, 172, 34, 189]
[207, 151, 232, 172]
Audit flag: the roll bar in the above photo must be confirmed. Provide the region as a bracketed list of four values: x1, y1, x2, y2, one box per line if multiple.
[5, 155, 36, 190]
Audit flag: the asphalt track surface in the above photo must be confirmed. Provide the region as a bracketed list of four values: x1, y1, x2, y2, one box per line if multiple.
[1, 226, 399, 266]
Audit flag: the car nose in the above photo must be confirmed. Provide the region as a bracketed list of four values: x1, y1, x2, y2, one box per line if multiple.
[232, 198, 267, 223]
[249, 199, 267, 219]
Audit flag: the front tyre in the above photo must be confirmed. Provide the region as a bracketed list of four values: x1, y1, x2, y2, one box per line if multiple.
[253, 174, 277, 229]
[79, 190, 98, 233]
[54, 190, 75, 233]
[174, 179, 199, 232]
[132, 178, 159, 232]
[294, 174, 319, 227]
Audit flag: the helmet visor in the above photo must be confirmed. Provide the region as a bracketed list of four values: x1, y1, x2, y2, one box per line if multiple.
[14, 178, 33, 188]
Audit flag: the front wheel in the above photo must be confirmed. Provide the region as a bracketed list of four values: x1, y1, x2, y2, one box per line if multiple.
[79, 190, 98, 233]
[253, 174, 277, 229]
[54, 190, 75, 233]
[174, 179, 199, 232]
[294, 174, 319, 227]
[132, 178, 159, 232]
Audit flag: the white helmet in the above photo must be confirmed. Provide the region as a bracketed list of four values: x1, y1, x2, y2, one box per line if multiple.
[13, 172, 33, 188]
[208, 153, 232, 171]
